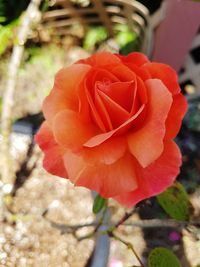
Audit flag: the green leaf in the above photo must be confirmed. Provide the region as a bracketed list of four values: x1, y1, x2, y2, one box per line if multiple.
[157, 182, 189, 221]
[83, 26, 108, 51]
[0, 18, 19, 55]
[148, 247, 181, 267]
[92, 194, 106, 214]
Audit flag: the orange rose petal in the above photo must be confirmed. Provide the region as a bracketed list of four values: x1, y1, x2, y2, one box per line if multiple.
[95, 89, 113, 131]
[127, 79, 172, 168]
[35, 121, 57, 149]
[97, 89, 129, 128]
[77, 82, 91, 122]
[125, 63, 151, 81]
[115, 52, 149, 66]
[35, 122, 68, 178]
[111, 64, 136, 81]
[43, 64, 90, 124]
[43, 146, 68, 178]
[54, 64, 91, 91]
[136, 76, 148, 104]
[64, 151, 137, 197]
[43, 89, 70, 125]
[84, 104, 145, 148]
[77, 51, 121, 67]
[86, 68, 119, 91]
[142, 63, 180, 95]
[129, 77, 147, 117]
[123, 52, 150, 66]
[83, 137, 126, 165]
[165, 93, 188, 139]
[85, 87, 107, 132]
[52, 109, 98, 150]
[115, 140, 182, 207]
[99, 81, 135, 112]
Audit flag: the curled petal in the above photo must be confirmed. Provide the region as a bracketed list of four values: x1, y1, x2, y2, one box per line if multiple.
[43, 89, 69, 125]
[142, 63, 180, 95]
[127, 79, 172, 168]
[98, 81, 136, 112]
[52, 110, 98, 150]
[84, 104, 145, 148]
[54, 63, 91, 91]
[116, 52, 150, 67]
[85, 86, 107, 132]
[111, 64, 136, 81]
[135, 76, 148, 105]
[35, 122, 67, 178]
[125, 63, 151, 81]
[97, 89, 130, 128]
[84, 137, 127, 165]
[165, 93, 188, 139]
[43, 64, 90, 124]
[77, 51, 121, 67]
[85, 68, 119, 95]
[64, 151, 137, 197]
[115, 140, 182, 207]
[94, 89, 113, 131]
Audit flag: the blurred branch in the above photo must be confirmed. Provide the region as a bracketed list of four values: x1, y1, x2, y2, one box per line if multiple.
[43, 216, 200, 234]
[108, 231, 145, 267]
[114, 207, 138, 228]
[11, 140, 38, 196]
[0, 0, 42, 184]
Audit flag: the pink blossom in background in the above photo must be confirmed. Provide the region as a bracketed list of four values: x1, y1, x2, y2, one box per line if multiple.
[109, 258, 123, 267]
[169, 231, 181, 242]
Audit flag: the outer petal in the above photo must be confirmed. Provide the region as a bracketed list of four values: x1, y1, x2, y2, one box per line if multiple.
[141, 63, 180, 95]
[165, 93, 188, 139]
[43, 64, 91, 124]
[35, 121, 68, 178]
[83, 137, 127, 165]
[115, 140, 182, 207]
[127, 79, 172, 168]
[124, 63, 151, 81]
[64, 151, 137, 197]
[52, 109, 98, 151]
[115, 52, 149, 67]
[77, 51, 121, 67]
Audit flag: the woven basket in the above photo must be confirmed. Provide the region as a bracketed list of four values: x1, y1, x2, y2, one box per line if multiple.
[41, 0, 152, 54]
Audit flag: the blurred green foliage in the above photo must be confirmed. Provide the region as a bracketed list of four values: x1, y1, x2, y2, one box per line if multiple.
[115, 25, 137, 47]
[148, 247, 181, 267]
[157, 182, 189, 221]
[83, 24, 140, 54]
[114, 24, 140, 55]
[0, 0, 30, 56]
[93, 194, 107, 214]
[184, 99, 200, 132]
[0, 19, 19, 55]
[182, 168, 200, 192]
[83, 26, 108, 51]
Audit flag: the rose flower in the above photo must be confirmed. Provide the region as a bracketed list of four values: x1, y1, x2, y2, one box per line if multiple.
[35, 52, 187, 207]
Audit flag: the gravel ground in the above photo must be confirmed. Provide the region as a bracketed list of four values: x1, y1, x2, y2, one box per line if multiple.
[0, 157, 95, 267]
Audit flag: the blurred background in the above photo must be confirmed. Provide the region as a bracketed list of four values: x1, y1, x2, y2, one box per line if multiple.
[0, 0, 200, 266]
